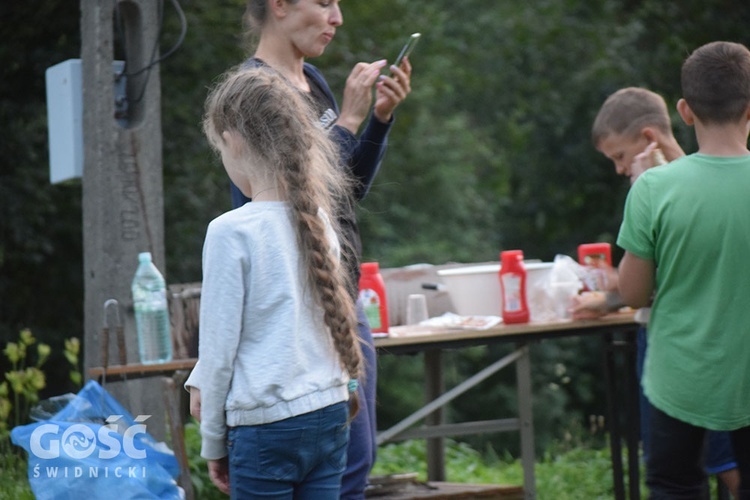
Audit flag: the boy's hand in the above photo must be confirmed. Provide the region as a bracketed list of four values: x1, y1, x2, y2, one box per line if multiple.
[630, 141, 667, 184]
[593, 263, 619, 292]
[570, 292, 610, 319]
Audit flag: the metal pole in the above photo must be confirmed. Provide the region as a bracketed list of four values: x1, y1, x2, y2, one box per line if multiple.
[515, 343, 536, 499]
[425, 349, 445, 481]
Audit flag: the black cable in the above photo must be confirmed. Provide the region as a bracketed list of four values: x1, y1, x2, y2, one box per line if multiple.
[127, 0, 162, 105]
[113, 0, 188, 106]
[126, 0, 187, 78]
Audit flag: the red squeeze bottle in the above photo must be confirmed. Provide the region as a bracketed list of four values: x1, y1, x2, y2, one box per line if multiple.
[358, 262, 389, 335]
[577, 243, 612, 267]
[499, 250, 530, 324]
[577, 243, 612, 292]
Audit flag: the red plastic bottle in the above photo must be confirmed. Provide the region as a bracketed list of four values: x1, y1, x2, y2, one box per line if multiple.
[358, 262, 390, 336]
[577, 243, 612, 267]
[499, 250, 530, 324]
[577, 243, 612, 292]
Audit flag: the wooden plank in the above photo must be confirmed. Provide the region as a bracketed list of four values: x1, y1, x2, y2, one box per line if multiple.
[379, 312, 636, 349]
[88, 358, 197, 379]
[366, 477, 524, 499]
[87, 312, 636, 379]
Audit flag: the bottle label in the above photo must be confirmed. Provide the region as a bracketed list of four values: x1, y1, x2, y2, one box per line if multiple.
[134, 290, 167, 311]
[359, 288, 382, 329]
[581, 252, 607, 266]
[502, 274, 522, 312]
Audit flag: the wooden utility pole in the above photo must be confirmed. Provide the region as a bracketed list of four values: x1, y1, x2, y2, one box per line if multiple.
[81, 0, 167, 438]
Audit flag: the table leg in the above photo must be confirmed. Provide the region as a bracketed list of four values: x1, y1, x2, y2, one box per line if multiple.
[604, 333, 626, 500]
[516, 343, 536, 499]
[622, 334, 641, 500]
[603, 330, 644, 499]
[425, 349, 445, 481]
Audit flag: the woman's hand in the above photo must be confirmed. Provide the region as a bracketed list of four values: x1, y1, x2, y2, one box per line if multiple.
[373, 56, 412, 123]
[208, 457, 230, 494]
[337, 60, 388, 134]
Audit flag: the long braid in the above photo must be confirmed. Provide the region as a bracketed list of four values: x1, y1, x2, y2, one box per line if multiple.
[284, 156, 363, 415]
[203, 67, 364, 415]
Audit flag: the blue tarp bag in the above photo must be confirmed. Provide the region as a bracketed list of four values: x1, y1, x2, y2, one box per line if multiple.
[11, 380, 183, 499]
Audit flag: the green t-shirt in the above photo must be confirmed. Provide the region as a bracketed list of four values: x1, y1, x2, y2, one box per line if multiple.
[617, 153, 750, 431]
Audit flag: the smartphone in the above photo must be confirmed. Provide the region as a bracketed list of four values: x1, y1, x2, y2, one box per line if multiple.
[393, 33, 421, 70]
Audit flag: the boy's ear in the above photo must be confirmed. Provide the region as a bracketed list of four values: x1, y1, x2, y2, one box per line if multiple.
[641, 126, 658, 143]
[677, 98, 695, 126]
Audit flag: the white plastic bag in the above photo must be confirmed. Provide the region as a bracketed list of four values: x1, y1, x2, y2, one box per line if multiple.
[547, 255, 584, 319]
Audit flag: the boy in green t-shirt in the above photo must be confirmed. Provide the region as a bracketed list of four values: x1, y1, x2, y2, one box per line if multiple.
[617, 41, 750, 497]
[578, 87, 739, 496]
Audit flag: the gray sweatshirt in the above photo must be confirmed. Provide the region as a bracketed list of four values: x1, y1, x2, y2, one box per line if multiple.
[193, 202, 348, 460]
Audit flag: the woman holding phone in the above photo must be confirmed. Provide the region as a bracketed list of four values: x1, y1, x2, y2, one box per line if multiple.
[187, 1, 413, 498]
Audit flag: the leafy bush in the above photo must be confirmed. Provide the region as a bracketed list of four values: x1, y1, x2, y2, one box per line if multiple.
[0, 329, 81, 500]
[0, 329, 81, 442]
[1, 330, 49, 441]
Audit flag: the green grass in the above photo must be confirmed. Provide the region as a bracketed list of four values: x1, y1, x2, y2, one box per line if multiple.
[1, 423, 643, 500]
[183, 420, 645, 499]
[0, 446, 34, 500]
[371, 438, 644, 499]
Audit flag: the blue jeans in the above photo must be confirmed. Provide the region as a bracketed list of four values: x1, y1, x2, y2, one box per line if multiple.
[227, 402, 350, 499]
[340, 301, 378, 500]
[637, 328, 737, 473]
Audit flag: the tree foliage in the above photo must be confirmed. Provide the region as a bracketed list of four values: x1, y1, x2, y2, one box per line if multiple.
[0, 2, 83, 367]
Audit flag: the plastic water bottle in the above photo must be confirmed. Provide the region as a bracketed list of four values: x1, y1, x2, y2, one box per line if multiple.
[358, 262, 389, 336]
[131, 252, 172, 364]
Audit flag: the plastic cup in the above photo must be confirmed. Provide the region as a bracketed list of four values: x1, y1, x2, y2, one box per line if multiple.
[406, 294, 429, 325]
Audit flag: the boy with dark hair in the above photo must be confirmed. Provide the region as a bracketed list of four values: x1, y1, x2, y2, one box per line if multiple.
[617, 41, 750, 498]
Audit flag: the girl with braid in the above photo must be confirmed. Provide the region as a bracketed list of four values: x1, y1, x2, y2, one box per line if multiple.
[190, 3, 414, 498]
[197, 66, 363, 498]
